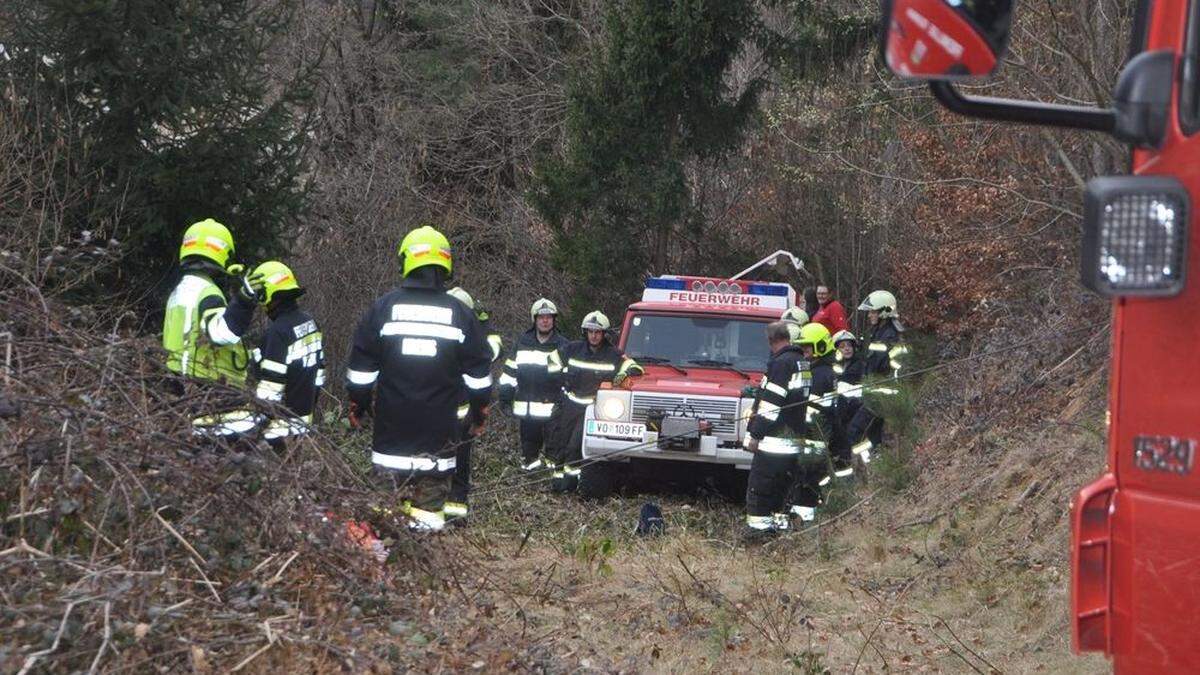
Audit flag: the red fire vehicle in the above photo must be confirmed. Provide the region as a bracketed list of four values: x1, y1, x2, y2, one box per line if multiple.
[578, 266, 799, 499]
[883, 1, 1200, 671]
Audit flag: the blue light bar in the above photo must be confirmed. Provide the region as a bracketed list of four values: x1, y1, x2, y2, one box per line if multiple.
[645, 277, 687, 290]
[746, 283, 789, 296]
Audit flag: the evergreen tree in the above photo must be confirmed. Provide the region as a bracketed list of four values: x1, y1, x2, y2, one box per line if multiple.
[1, 0, 316, 300]
[529, 0, 872, 315]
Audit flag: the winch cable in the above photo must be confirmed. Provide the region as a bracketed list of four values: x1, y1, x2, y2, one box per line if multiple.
[469, 324, 1096, 501]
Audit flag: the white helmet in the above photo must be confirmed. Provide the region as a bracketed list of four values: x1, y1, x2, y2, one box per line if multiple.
[780, 307, 809, 325]
[858, 290, 898, 319]
[832, 330, 857, 346]
[786, 323, 802, 344]
[581, 311, 611, 331]
[530, 298, 558, 323]
[447, 286, 475, 310]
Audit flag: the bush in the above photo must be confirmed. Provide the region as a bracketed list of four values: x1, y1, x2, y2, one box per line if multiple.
[1, 0, 317, 304]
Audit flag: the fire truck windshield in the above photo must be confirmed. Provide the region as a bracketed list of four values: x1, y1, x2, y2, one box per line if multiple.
[624, 313, 772, 372]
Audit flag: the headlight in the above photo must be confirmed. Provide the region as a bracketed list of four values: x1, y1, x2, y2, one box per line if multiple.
[736, 397, 754, 442]
[596, 391, 630, 422]
[1082, 176, 1189, 297]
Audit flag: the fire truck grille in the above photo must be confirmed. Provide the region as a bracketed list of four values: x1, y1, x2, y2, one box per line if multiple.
[630, 394, 739, 436]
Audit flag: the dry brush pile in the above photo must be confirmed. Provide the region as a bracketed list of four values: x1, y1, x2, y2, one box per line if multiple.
[0, 285, 475, 672]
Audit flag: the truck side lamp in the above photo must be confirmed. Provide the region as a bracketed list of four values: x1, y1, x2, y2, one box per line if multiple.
[1081, 175, 1190, 297]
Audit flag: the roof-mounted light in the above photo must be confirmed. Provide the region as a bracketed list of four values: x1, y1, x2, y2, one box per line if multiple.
[746, 283, 790, 297]
[645, 277, 687, 291]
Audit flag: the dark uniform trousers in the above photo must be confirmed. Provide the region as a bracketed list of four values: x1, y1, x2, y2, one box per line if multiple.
[449, 414, 475, 511]
[846, 320, 907, 460]
[447, 318, 502, 515]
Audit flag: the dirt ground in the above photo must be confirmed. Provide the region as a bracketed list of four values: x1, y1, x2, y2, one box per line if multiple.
[387, 417, 1111, 674]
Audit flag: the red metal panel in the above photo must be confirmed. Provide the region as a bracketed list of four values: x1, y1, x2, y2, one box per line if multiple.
[1110, 489, 1200, 672]
[1104, 1, 1200, 671]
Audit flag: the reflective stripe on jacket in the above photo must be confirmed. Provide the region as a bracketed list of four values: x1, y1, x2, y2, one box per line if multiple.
[345, 272, 493, 462]
[558, 339, 641, 406]
[747, 345, 810, 441]
[252, 300, 325, 437]
[500, 328, 568, 418]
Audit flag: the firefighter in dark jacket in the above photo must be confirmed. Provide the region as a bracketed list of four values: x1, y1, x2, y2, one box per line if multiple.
[498, 299, 568, 471]
[829, 329, 865, 477]
[553, 311, 643, 492]
[846, 290, 910, 465]
[444, 286, 503, 522]
[832, 330, 865, 383]
[744, 321, 813, 537]
[246, 261, 325, 447]
[345, 226, 494, 532]
[788, 323, 837, 521]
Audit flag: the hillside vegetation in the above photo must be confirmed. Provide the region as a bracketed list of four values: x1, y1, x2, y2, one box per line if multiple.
[1, 0, 1130, 671]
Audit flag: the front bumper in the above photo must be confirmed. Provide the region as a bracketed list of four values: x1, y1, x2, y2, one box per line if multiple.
[581, 406, 752, 470]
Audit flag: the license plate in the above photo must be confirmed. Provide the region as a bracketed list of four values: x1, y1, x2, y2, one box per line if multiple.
[587, 420, 646, 440]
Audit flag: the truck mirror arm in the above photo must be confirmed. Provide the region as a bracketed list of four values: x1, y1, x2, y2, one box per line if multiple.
[929, 50, 1175, 149]
[929, 81, 1117, 134]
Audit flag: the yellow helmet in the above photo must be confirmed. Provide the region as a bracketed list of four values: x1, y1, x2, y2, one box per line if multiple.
[581, 311, 610, 331]
[797, 323, 833, 358]
[179, 218, 235, 269]
[398, 225, 452, 277]
[251, 261, 301, 305]
[780, 307, 809, 326]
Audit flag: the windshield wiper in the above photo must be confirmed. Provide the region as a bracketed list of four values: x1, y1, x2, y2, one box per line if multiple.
[686, 359, 752, 380]
[634, 355, 689, 376]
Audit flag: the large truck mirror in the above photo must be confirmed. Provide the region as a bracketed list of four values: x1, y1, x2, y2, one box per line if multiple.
[881, 0, 1015, 80]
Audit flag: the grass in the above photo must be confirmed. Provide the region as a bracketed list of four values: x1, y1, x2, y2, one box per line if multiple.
[312, 379, 1110, 673]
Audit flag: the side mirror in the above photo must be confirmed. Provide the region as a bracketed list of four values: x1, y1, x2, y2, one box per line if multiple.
[881, 0, 1015, 80]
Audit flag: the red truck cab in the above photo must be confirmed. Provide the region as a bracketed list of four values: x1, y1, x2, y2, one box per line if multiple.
[883, 0, 1200, 670]
[577, 276, 795, 498]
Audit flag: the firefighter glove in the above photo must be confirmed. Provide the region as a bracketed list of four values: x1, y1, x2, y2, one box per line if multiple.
[237, 271, 267, 304]
[469, 406, 489, 437]
[348, 401, 366, 429]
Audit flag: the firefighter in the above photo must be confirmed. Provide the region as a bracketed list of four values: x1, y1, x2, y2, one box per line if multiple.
[498, 298, 568, 471]
[780, 306, 809, 344]
[246, 261, 325, 448]
[846, 290, 910, 465]
[789, 323, 838, 519]
[162, 218, 259, 437]
[743, 321, 812, 538]
[554, 311, 643, 493]
[443, 286, 503, 522]
[830, 330, 866, 477]
[345, 226, 494, 532]
[832, 330, 865, 381]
